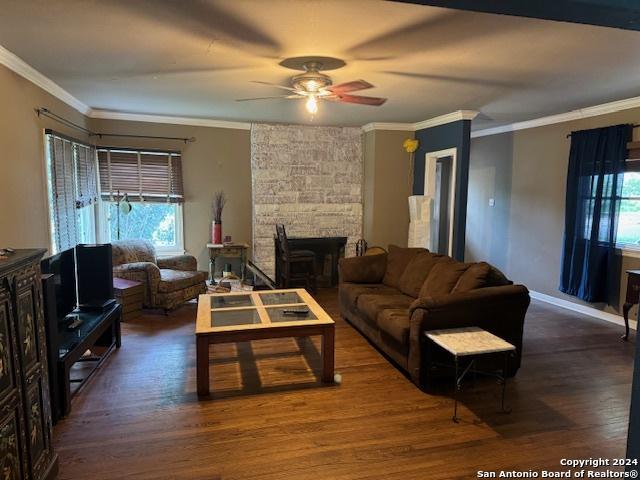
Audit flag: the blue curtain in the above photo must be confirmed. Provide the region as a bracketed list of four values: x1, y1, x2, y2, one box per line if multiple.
[559, 124, 631, 303]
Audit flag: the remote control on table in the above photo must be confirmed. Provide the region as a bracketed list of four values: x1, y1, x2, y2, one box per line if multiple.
[67, 317, 83, 329]
[282, 309, 310, 316]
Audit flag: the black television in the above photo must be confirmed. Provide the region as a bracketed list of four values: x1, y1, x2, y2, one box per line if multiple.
[41, 248, 77, 321]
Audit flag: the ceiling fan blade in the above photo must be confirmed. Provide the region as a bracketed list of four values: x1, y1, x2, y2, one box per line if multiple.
[250, 80, 297, 92]
[346, 10, 527, 60]
[104, 65, 254, 81]
[235, 95, 293, 102]
[329, 94, 387, 106]
[109, 0, 280, 58]
[327, 80, 374, 93]
[383, 71, 524, 88]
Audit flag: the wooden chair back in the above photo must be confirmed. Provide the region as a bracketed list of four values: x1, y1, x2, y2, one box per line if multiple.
[275, 224, 289, 257]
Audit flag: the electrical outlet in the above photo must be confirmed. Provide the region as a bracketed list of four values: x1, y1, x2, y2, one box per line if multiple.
[488, 198, 495, 207]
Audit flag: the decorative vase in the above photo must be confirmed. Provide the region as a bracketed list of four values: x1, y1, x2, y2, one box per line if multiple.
[212, 221, 222, 244]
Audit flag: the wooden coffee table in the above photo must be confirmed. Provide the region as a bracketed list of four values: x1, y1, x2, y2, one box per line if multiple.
[195, 288, 335, 396]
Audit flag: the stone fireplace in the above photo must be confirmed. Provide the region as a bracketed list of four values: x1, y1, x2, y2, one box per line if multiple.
[251, 124, 363, 278]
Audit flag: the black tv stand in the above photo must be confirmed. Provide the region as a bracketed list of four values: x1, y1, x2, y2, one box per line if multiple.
[55, 303, 121, 420]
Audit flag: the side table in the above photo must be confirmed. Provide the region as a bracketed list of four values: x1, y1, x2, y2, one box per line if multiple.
[114, 277, 144, 321]
[426, 327, 515, 423]
[622, 269, 640, 341]
[57, 303, 122, 418]
[206, 243, 249, 283]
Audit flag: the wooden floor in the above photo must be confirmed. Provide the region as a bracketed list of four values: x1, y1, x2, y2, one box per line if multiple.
[53, 289, 635, 479]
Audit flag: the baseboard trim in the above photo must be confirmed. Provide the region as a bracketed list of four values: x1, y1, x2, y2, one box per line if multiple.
[529, 290, 638, 331]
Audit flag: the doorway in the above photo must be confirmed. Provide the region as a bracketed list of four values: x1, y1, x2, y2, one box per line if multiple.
[424, 148, 457, 256]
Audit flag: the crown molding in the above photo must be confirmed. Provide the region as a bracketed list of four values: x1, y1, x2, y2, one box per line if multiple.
[362, 110, 479, 133]
[0, 42, 247, 130]
[361, 122, 414, 132]
[471, 95, 640, 138]
[88, 109, 252, 130]
[0, 45, 91, 115]
[412, 110, 479, 131]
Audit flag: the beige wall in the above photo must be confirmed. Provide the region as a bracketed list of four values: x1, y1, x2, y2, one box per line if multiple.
[89, 118, 251, 270]
[0, 64, 91, 251]
[362, 129, 413, 249]
[468, 108, 640, 317]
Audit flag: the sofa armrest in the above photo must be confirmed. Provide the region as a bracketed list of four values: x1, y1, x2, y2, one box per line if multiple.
[408, 285, 530, 384]
[157, 255, 198, 271]
[113, 262, 161, 306]
[338, 253, 387, 284]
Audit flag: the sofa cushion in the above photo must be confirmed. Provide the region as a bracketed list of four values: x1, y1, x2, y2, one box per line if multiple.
[158, 269, 208, 294]
[420, 261, 472, 297]
[377, 308, 411, 346]
[452, 262, 492, 293]
[340, 283, 400, 307]
[357, 293, 414, 326]
[339, 253, 388, 284]
[398, 252, 449, 298]
[382, 245, 427, 288]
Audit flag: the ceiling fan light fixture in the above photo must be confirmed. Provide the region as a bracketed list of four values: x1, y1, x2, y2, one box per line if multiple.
[241, 57, 387, 111]
[305, 95, 318, 114]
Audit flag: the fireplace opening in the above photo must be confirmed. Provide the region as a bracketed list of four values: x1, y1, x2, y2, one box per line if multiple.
[274, 236, 347, 288]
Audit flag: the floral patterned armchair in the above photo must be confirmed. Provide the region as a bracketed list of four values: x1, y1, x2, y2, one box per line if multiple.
[111, 240, 207, 311]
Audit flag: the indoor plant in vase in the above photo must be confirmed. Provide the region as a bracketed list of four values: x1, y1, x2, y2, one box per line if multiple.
[212, 191, 226, 244]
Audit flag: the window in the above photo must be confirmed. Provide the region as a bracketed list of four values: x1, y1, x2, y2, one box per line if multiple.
[616, 171, 640, 248]
[97, 149, 184, 254]
[100, 201, 183, 254]
[45, 132, 98, 253]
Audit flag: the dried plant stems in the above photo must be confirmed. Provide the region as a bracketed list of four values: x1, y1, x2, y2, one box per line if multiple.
[213, 191, 226, 223]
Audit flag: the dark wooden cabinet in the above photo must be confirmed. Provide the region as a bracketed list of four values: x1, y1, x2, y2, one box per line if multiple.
[0, 250, 57, 480]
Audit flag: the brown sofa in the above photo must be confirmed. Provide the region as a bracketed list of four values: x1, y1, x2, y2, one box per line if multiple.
[338, 245, 530, 386]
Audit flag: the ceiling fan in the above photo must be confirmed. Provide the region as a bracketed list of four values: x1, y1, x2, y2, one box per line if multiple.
[237, 58, 387, 114]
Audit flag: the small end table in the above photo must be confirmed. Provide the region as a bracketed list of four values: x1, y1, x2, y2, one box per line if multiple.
[426, 327, 515, 423]
[206, 243, 249, 284]
[622, 270, 640, 341]
[113, 277, 144, 322]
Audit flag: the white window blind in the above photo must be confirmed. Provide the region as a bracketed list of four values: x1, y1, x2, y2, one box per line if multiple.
[46, 132, 98, 252]
[75, 143, 98, 208]
[97, 149, 184, 203]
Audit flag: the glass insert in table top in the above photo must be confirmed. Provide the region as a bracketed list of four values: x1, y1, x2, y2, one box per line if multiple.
[210, 308, 261, 327]
[259, 291, 304, 305]
[211, 294, 254, 309]
[267, 306, 317, 323]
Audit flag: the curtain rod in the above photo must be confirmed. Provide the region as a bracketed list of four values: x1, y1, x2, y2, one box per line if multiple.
[566, 124, 640, 139]
[95, 133, 196, 143]
[96, 145, 182, 155]
[35, 107, 196, 144]
[44, 129, 94, 149]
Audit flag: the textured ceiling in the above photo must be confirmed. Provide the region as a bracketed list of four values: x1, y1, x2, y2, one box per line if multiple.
[2, 0, 640, 129]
